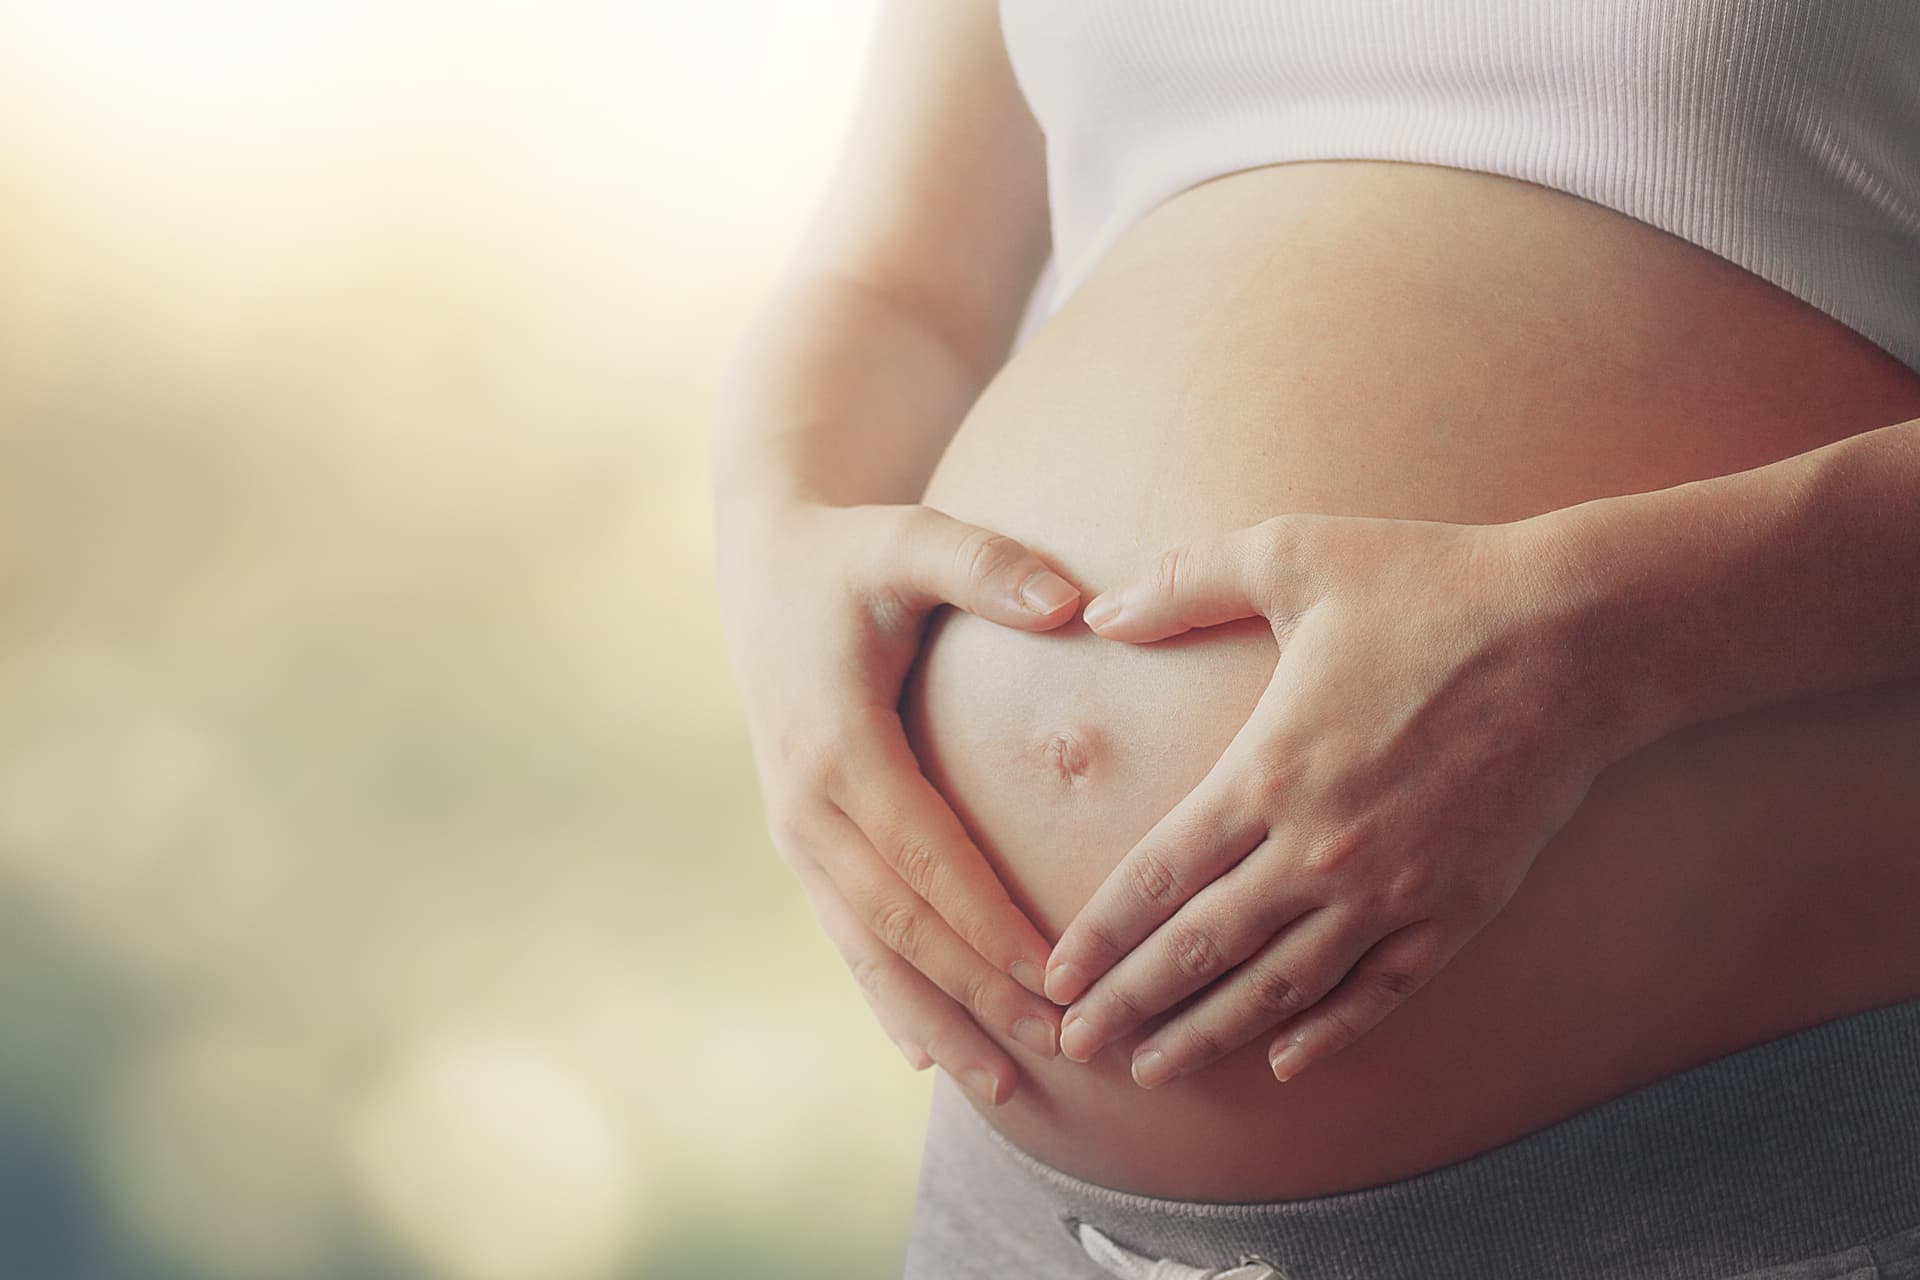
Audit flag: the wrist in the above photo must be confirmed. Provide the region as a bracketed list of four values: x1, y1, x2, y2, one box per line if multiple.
[1498, 506, 1681, 771]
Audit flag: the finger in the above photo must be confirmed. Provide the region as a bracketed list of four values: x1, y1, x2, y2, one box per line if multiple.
[790, 855, 1022, 1108]
[1267, 919, 1454, 1084]
[1124, 907, 1371, 1088]
[1081, 519, 1290, 643]
[1046, 576, 1322, 1009]
[1042, 752, 1271, 1008]
[804, 797, 1062, 1062]
[829, 703, 1055, 997]
[1055, 847, 1318, 1063]
[881, 505, 1081, 629]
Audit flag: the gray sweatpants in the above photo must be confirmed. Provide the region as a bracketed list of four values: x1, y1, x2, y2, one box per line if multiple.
[902, 996, 1920, 1279]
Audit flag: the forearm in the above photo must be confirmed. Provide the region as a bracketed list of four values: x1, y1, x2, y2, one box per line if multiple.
[707, 269, 990, 540]
[1517, 415, 1920, 765]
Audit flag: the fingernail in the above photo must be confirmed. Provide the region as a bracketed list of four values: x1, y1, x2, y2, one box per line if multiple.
[962, 1067, 1003, 1106]
[1043, 963, 1080, 1004]
[1271, 1038, 1309, 1082]
[1059, 1014, 1098, 1062]
[1012, 1017, 1056, 1057]
[892, 1036, 928, 1069]
[1011, 960, 1047, 997]
[1081, 595, 1120, 630]
[1131, 1048, 1172, 1089]
[1020, 570, 1078, 615]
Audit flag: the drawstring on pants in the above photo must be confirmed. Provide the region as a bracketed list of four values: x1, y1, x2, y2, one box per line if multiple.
[1064, 1216, 1289, 1280]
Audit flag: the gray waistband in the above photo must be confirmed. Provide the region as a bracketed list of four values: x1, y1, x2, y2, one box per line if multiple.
[905, 996, 1920, 1279]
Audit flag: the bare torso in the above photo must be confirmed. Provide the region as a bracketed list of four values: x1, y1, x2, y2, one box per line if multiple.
[898, 159, 1920, 1201]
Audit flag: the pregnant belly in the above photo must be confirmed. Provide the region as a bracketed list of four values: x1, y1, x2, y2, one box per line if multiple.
[898, 160, 1920, 1201]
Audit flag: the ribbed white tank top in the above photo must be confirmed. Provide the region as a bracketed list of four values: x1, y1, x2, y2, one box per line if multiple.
[999, 0, 1920, 377]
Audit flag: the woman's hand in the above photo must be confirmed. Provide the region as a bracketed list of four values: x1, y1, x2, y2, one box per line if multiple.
[714, 499, 1080, 1107]
[1039, 512, 1616, 1088]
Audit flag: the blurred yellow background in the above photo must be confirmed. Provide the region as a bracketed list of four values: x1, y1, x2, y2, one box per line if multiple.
[0, 2, 939, 1276]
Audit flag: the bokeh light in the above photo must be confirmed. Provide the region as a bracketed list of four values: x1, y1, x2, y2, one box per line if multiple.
[94, 1025, 346, 1280]
[0, 1, 934, 1276]
[346, 1030, 644, 1280]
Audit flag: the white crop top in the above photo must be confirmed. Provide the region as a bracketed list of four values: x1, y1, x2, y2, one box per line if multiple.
[999, 0, 1920, 377]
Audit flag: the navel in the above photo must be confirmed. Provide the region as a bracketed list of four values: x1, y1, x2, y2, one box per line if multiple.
[1039, 726, 1098, 785]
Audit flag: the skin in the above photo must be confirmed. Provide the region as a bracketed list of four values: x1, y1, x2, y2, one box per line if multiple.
[1039, 512, 1608, 1089]
[1043, 424, 1920, 1092]
[895, 153, 1920, 1197]
[712, 0, 1920, 1147]
[716, 500, 1079, 1107]
[710, 0, 1072, 1109]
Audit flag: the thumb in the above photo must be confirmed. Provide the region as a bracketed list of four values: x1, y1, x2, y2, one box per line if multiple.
[1082, 523, 1274, 642]
[889, 506, 1081, 629]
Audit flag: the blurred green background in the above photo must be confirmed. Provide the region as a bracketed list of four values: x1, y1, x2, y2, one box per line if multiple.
[0, 2, 936, 1276]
